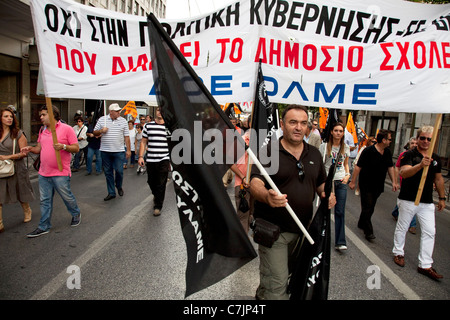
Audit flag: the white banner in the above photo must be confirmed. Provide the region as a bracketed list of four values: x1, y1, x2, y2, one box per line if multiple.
[30, 0, 450, 113]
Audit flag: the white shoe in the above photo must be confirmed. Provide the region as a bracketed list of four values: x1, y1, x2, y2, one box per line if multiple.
[335, 245, 347, 251]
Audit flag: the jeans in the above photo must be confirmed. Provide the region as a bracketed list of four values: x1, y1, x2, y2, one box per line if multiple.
[38, 175, 80, 231]
[86, 147, 102, 174]
[146, 160, 170, 210]
[334, 180, 347, 246]
[101, 151, 125, 196]
[73, 147, 87, 169]
[123, 146, 136, 166]
[358, 189, 382, 236]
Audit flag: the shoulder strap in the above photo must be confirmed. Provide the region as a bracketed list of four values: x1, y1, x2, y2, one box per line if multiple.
[76, 125, 84, 138]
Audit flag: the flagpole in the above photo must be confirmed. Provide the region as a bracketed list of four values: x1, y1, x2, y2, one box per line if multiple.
[245, 102, 256, 184]
[246, 147, 315, 245]
[45, 97, 63, 171]
[414, 113, 442, 205]
[104, 100, 107, 127]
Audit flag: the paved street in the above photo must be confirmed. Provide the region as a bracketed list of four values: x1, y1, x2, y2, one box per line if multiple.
[0, 162, 449, 303]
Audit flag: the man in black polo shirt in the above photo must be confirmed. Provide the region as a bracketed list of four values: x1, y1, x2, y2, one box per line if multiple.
[349, 129, 398, 240]
[392, 125, 445, 281]
[250, 104, 335, 300]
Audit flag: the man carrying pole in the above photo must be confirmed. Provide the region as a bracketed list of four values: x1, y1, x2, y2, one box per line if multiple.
[22, 104, 81, 237]
[392, 124, 446, 280]
[250, 104, 336, 300]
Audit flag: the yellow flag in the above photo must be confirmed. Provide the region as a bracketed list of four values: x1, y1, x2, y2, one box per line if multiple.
[122, 101, 137, 118]
[319, 107, 328, 129]
[346, 112, 358, 144]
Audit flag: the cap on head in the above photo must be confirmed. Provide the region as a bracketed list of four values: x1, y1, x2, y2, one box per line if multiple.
[109, 103, 121, 111]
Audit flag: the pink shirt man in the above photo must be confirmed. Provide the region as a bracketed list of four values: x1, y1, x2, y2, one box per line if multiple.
[38, 121, 78, 177]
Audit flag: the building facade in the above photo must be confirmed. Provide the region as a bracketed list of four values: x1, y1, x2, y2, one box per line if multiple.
[0, 0, 165, 142]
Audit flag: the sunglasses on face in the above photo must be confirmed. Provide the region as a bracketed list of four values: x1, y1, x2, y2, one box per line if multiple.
[419, 136, 432, 142]
[297, 161, 305, 182]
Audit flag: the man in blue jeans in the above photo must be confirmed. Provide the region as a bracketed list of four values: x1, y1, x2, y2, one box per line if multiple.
[22, 105, 81, 238]
[93, 103, 131, 201]
[85, 119, 102, 175]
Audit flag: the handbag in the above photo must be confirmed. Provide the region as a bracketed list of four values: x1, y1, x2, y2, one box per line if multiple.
[250, 217, 280, 248]
[238, 184, 250, 213]
[33, 155, 41, 171]
[0, 139, 16, 178]
[32, 126, 44, 171]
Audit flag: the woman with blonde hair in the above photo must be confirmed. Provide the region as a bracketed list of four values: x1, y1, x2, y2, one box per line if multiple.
[319, 122, 350, 250]
[0, 107, 35, 232]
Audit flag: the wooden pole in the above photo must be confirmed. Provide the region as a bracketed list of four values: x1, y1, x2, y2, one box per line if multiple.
[414, 114, 442, 205]
[45, 97, 63, 172]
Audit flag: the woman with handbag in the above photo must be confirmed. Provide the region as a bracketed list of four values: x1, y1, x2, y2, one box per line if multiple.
[0, 107, 35, 233]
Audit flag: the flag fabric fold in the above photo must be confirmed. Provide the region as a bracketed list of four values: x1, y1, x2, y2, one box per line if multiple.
[319, 107, 328, 130]
[288, 163, 335, 300]
[147, 13, 257, 298]
[122, 101, 138, 119]
[322, 108, 340, 142]
[91, 100, 104, 127]
[250, 61, 280, 152]
[346, 112, 358, 145]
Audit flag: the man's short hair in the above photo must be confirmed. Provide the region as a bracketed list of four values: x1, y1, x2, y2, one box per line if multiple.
[376, 129, 391, 143]
[281, 104, 308, 121]
[40, 105, 61, 121]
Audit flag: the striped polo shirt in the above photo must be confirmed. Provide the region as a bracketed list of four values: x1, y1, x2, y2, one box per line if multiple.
[94, 115, 129, 152]
[142, 121, 169, 162]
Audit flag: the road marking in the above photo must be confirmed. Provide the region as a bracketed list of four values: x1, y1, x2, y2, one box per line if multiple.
[332, 215, 421, 300]
[30, 193, 155, 300]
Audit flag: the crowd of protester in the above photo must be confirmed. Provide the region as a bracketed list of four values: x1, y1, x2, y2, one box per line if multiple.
[0, 103, 446, 298]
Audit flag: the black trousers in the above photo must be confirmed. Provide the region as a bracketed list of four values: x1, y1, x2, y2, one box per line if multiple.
[146, 160, 170, 210]
[358, 190, 382, 236]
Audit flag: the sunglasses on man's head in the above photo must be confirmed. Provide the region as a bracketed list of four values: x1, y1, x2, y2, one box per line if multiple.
[419, 136, 432, 142]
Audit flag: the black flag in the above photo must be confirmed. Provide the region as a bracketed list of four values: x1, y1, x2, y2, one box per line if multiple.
[322, 108, 340, 142]
[250, 61, 280, 151]
[91, 100, 104, 127]
[288, 163, 335, 300]
[147, 13, 257, 297]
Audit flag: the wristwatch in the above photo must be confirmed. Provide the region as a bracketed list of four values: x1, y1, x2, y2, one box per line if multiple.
[63, 144, 67, 150]
[439, 197, 446, 201]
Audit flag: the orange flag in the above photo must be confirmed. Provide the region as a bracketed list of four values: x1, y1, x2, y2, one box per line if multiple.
[319, 107, 328, 129]
[122, 101, 137, 118]
[346, 112, 358, 144]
